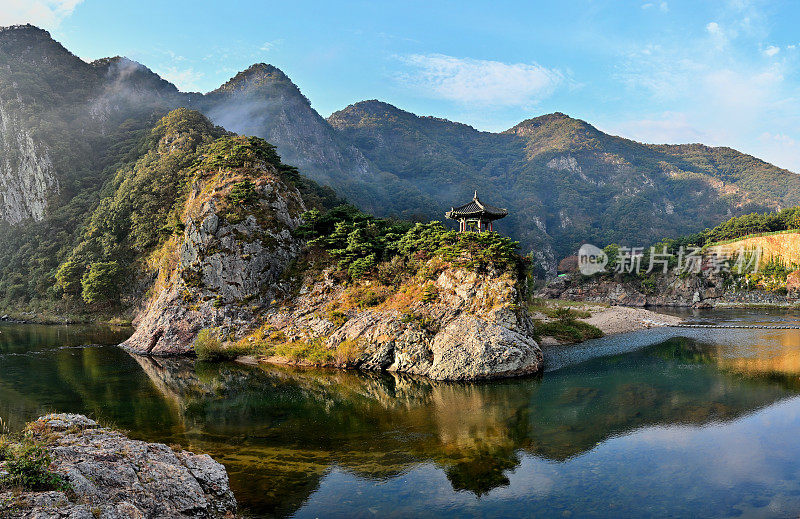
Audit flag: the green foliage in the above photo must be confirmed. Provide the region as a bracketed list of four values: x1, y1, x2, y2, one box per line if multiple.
[298, 204, 411, 277]
[193, 328, 240, 362]
[398, 221, 522, 273]
[80, 261, 122, 305]
[533, 319, 603, 343]
[299, 205, 524, 280]
[55, 109, 227, 305]
[0, 441, 67, 491]
[421, 283, 438, 303]
[201, 135, 282, 170]
[227, 179, 258, 206]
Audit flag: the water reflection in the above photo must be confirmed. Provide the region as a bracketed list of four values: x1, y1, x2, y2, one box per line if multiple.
[1, 319, 800, 517]
[131, 337, 800, 516]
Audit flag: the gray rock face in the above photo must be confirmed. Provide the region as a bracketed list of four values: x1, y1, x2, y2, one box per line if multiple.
[0, 414, 236, 519]
[123, 170, 306, 355]
[0, 101, 58, 222]
[123, 173, 305, 355]
[265, 267, 543, 381]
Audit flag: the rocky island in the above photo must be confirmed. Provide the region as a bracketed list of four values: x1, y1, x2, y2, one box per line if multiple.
[114, 117, 545, 379]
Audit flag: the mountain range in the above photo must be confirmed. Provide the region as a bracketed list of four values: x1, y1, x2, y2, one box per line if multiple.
[0, 23, 798, 307]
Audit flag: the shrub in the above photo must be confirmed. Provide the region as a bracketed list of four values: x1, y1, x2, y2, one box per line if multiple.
[348, 254, 377, 279]
[334, 339, 365, 365]
[193, 328, 240, 362]
[552, 307, 574, 323]
[271, 338, 333, 363]
[227, 179, 258, 206]
[533, 320, 603, 343]
[326, 310, 349, 327]
[0, 442, 67, 491]
[421, 283, 438, 303]
[201, 136, 282, 170]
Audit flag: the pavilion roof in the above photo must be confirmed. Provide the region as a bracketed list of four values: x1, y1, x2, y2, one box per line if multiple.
[445, 191, 508, 220]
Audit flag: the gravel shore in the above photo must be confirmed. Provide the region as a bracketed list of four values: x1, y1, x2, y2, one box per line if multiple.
[578, 305, 683, 335]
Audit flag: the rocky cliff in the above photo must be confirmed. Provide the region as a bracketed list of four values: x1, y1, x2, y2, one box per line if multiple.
[122, 148, 307, 355]
[0, 102, 58, 222]
[248, 260, 542, 381]
[0, 414, 236, 518]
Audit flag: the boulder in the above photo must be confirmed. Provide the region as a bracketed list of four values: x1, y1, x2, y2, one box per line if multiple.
[0, 414, 236, 518]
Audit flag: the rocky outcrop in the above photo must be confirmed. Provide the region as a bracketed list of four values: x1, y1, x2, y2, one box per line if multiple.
[0, 101, 58, 222]
[0, 414, 236, 518]
[122, 168, 306, 355]
[262, 266, 543, 381]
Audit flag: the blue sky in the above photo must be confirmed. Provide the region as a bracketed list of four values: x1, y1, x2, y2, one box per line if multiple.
[3, 0, 800, 171]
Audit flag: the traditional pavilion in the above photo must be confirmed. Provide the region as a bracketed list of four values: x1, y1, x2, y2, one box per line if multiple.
[445, 191, 508, 233]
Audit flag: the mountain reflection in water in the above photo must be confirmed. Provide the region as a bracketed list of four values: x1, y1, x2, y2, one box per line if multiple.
[1, 316, 800, 517]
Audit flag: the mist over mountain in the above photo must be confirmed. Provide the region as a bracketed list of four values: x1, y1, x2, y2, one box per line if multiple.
[0, 22, 798, 306]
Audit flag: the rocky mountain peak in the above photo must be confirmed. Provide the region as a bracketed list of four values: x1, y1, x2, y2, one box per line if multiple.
[0, 23, 84, 68]
[504, 112, 592, 135]
[92, 56, 179, 94]
[212, 63, 301, 97]
[329, 100, 478, 133]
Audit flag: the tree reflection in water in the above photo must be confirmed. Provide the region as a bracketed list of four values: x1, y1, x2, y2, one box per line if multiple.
[1, 322, 800, 517]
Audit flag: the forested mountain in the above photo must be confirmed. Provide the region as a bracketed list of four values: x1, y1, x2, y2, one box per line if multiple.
[0, 23, 798, 310]
[330, 102, 800, 273]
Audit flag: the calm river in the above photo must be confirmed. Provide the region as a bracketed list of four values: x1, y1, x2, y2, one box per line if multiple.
[2, 309, 800, 517]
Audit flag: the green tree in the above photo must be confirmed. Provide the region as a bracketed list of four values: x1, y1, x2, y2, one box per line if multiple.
[81, 261, 123, 305]
[228, 179, 258, 205]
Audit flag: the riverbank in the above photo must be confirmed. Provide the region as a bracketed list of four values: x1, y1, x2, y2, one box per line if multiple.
[531, 301, 683, 346]
[578, 305, 683, 335]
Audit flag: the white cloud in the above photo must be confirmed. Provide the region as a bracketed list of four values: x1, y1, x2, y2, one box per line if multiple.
[604, 112, 707, 144]
[157, 66, 205, 92]
[613, 12, 800, 172]
[397, 53, 562, 107]
[259, 39, 282, 52]
[642, 2, 669, 12]
[705, 21, 729, 50]
[0, 0, 83, 29]
[758, 132, 800, 172]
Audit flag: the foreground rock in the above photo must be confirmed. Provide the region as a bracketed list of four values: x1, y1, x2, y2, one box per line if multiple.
[0, 414, 236, 518]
